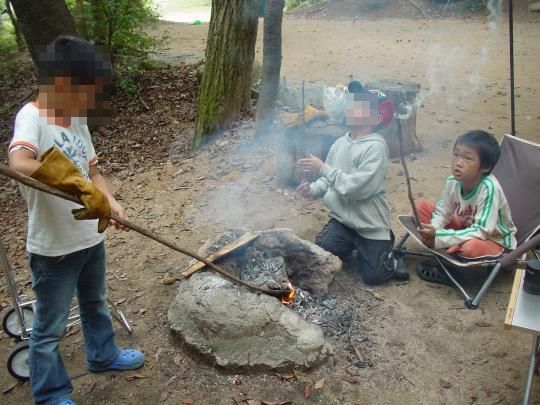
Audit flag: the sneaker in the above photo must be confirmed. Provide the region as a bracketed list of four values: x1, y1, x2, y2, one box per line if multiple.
[392, 255, 409, 281]
[58, 400, 77, 405]
[89, 349, 144, 373]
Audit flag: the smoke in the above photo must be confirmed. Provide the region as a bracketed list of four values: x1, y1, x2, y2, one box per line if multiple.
[178, 119, 300, 233]
[397, 4, 503, 121]
[487, 0, 502, 31]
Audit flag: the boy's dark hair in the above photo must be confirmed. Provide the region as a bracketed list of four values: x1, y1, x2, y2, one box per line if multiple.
[38, 36, 112, 86]
[454, 130, 501, 173]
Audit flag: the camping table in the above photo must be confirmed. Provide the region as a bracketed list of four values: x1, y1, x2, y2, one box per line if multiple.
[505, 268, 540, 404]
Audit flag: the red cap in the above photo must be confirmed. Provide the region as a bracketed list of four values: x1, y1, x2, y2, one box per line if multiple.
[378, 99, 395, 129]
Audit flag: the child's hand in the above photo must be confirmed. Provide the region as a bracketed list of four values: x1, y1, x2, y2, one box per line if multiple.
[295, 181, 312, 199]
[297, 154, 324, 174]
[418, 223, 436, 248]
[108, 198, 127, 231]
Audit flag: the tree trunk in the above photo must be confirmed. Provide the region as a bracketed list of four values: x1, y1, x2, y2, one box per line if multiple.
[193, 0, 259, 148]
[256, 0, 284, 136]
[10, 0, 76, 68]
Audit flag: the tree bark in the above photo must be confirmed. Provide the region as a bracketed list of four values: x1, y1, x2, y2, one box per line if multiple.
[256, 0, 284, 136]
[193, 0, 259, 148]
[10, 0, 77, 68]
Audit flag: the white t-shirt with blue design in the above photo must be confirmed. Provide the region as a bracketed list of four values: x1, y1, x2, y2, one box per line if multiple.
[9, 103, 104, 256]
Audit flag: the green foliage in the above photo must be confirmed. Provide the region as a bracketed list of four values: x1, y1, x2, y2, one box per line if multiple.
[464, 0, 489, 12]
[66, 0, 161, 96]
[284, 0, 325, 11]
[0, 13, 20, 75]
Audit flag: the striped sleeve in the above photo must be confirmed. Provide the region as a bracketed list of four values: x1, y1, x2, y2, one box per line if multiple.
[9, 109, 40, 158]
[430, 177, 454, 228]
[433, 178, 498, 249]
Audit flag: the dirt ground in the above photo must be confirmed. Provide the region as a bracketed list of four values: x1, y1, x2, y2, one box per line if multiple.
[1, 7, 540, 405]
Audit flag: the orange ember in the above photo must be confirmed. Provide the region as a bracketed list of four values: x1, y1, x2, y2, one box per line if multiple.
[280, 283, 296, 305]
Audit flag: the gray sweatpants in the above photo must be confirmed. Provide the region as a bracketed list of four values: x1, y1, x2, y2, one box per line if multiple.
[315, 218, 395, 285]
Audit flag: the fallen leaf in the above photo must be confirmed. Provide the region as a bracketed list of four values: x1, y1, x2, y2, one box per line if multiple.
[342, 375, 358, 384]
[439, 379, 452, 389]
[276, 372, 296, 381]
[161, 275, 176, 285]
[246, 400, 261, 405]
[371, 291, 384, 301]
[160, 391, 169, 402]
[174, 354, 182, 367]
[314, 377, 325, 390]
[475, 321, 492, 327]
[182, 396, 196, 404]
[304, 384, 313, 399]
[115, 298, 127, 305]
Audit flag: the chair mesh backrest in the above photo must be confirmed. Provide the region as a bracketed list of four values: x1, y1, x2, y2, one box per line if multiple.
[492, 135, 540, 245]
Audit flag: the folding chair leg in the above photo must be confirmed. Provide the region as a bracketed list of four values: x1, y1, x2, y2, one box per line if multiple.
[523, 335, 540, 405]
[393, 233, 409, 251]
[468, 262, 502, 309]
[434, 256, 472, 302]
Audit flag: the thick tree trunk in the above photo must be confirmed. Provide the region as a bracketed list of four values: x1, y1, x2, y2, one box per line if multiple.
[193, 0, 259, 148]
[256, 0, 284, 136]
[10, 0, 76, 68]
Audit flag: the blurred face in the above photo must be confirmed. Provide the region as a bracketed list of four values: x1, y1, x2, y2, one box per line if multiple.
[40, 76, 103, 118]
[452, 143, 489, 189]
[345, 95, 382, 127]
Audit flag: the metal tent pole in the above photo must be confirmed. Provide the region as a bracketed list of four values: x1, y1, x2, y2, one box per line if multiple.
[509, 0, 516, 135]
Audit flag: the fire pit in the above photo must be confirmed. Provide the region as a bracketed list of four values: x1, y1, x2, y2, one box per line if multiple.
[168, 228, 342, 370]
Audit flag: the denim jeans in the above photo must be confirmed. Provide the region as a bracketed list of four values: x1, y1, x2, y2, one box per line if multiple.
[28, 241, 120, 405]
[315, 218, 395, 285]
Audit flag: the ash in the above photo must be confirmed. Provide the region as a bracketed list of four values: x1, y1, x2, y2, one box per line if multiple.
[290, 288, 354, 338]
[240, 247, 288, 290]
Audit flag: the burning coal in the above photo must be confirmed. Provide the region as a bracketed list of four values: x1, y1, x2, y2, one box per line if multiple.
[280, 282, 296, 305]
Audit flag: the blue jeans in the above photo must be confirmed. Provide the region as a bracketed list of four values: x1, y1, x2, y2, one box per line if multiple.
[29, 241, 120, 405]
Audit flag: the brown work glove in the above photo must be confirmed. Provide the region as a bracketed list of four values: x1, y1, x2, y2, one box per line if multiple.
[31, 147, 111, 233]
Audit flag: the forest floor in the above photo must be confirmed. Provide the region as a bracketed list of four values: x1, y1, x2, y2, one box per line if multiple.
[1, 4, 540, 405]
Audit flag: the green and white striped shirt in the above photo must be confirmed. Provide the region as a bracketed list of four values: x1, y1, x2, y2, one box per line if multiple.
[431, 174, 517, 250]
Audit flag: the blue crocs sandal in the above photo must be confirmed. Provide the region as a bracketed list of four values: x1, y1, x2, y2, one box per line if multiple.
[90, 349, 144, 372]
[58, 400, 77, 405]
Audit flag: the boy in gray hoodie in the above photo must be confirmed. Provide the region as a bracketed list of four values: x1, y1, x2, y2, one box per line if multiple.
[297, 81, 407, 284]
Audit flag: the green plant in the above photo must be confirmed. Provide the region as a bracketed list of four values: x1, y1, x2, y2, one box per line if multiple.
[0, 11, 20, 75]
[66, 0, 161, 96]
[284, 0, 325, 11]
[464, 0, 489, 12]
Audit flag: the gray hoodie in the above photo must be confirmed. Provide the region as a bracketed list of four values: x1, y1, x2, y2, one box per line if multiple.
[310, 132, 391, 240]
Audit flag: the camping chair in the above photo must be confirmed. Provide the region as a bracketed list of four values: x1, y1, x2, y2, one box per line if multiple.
[391, 134, 540, 309]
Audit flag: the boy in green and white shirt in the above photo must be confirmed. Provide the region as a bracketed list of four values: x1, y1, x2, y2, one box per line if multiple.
[418, 130, 517, 260]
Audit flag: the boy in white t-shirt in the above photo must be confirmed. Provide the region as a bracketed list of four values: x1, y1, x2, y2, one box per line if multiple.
[9, 36, 144, 405]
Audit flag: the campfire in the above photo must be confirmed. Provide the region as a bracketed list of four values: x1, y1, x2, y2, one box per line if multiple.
[279, 282, 296, 305]
[170, 228, 344, 370]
